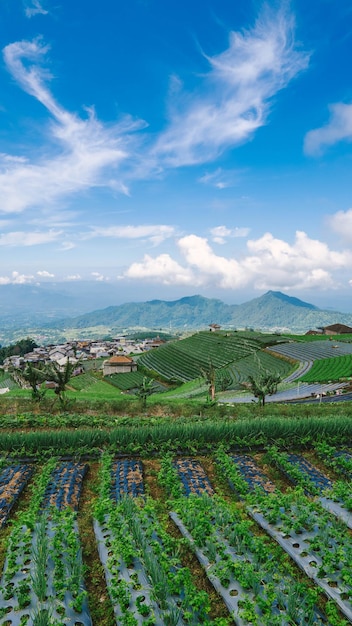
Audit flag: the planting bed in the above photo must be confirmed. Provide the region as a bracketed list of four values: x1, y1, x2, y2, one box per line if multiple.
[158, 456, 329, 625]
[94, 454, 211, 625]
[0, 464, 33, 527]
[41, 461, 89, 510]
[174, 458, 214, 496]
[266, 448, 352, 529]
[218, 450, 352, 623]
[229, 455, 275, 493]
[111, 459, 144, 500]
[0, 459, 91, 626]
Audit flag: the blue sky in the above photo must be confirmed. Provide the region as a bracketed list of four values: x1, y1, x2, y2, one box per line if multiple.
[1, 0, 352, 310]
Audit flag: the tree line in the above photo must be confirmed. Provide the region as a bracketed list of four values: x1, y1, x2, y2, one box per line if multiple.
[0, 338, 38, 365]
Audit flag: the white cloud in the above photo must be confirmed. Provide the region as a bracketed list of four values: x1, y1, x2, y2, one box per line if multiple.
[0, 229, 62, 246]
[0, 39, 143, 214]
[304, 103, 352, 156]
[152, 5, 309, 166]
[91, 272, 109, 281]
[123, 230, 352, 291]
[328, 208, 352, 241]
[24, 0, 48, 18]
[125, 254, 195, 285]
[0, 271, 34, 284]
[37, 270, 54, 277]
[244, 231, 351, 290]
[89, 224, 175, 246]
[66, 274, 81, 280]
[210, 225, 250, 244]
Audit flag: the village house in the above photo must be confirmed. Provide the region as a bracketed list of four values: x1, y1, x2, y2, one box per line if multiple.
[320, 324, 352, 335]
[103, 355, 137, 376]
[209, 323, 221, 332]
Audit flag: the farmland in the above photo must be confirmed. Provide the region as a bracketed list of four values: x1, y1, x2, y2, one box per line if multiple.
[0, 440, 351, 625]
[137, 331, 284, 384]
[298, 354, 352, 383]
[0, 331, 352, 623]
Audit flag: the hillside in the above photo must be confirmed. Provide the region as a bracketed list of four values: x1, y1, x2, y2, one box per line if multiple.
[51, 290, 352, 334]
[53, 295, 237, 330]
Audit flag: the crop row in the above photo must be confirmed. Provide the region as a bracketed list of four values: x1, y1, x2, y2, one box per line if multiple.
[298, 354, 352, 383]
[229, 351, 292, 384]
[105, 371, 145, 390]
[270, 340, 352, 363]
[138, 332, 266, 382]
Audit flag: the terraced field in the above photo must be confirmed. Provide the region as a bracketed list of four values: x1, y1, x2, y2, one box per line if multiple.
[138, 331, 288, 384]
[299, 354, 352, 383]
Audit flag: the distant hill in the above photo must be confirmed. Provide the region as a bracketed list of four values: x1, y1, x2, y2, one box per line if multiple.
[2, 288, 352, 343]
[53, 295, 237, 330]
[51, 290, 352, 334]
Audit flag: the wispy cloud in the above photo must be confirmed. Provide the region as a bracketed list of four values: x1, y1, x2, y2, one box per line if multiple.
[0, 38, 143, 214]
[88, 224, 175, 246]
[24, 0, 49, 18]
[198, 168, 240, 189]
[123, 230, 352, 291]
[152, 5, 309, 167]
[304, 102, 352, 155]
[0, 229, 62, 246]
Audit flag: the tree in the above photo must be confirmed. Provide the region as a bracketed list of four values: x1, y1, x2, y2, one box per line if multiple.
[135, 376, 154, 410]
[247, 372, 281, 407]
[44, 358, 78, 409]
[21, 362, 46, 402]
[200, 360, 216, 402]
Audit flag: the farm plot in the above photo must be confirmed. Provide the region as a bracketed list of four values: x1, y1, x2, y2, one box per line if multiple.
[158, 455, 329, 626]
[0, 458, 91, 626]
[264, 448, 352, 529]
[229, 351, 292, 384]
[138, 332, 266, 382]
[298, 354, 352, 383]
[111, 458, 144, 499]
[0, 464, 33, 527]
[70, 373, 99, 391]
[269, 340, 352, 363]
[217, 450, 352, 623]
[105, 371, 145, 391]
[315, 443, 352, 478]
[94, 453, 211, 625]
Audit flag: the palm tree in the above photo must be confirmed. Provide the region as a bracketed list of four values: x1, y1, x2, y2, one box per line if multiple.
[44, 358, 78, 409]
[20, 362, 46, 401]
[136, 376, 154, 410]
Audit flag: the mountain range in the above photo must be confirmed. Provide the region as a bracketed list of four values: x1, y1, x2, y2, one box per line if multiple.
[1, 287, 352, 344]
[52, 290, 352, 335]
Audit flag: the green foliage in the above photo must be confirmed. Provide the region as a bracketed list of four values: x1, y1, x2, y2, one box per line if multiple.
[135, 376, 155, 409]
[247, 372, 282, 406]
[44, 358, 79, 409]
[20, 362, 46, 401]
